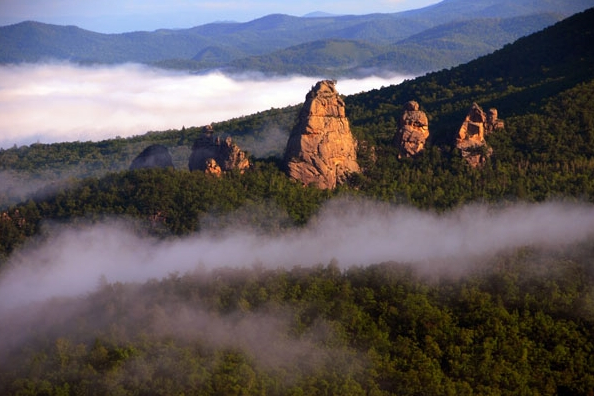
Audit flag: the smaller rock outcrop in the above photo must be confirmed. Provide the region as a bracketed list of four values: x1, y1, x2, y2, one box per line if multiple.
[204, 158, 222, 177]
[456, 103, 503, 167]
[188, 126, 250, 174]
[393, 100, 430, 157]
[130, 144, 174, 170]
[486, 108, 505, 133]
[284, 80, 360, 189]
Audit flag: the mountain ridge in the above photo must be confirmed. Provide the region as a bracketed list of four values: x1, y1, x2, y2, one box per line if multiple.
[1, 0, 591, 75]
[227, 13, 562, 76]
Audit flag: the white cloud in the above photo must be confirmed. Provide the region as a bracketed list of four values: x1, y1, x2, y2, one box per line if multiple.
[0, 62, 411, 149]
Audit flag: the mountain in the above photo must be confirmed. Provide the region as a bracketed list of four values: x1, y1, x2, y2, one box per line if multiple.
[402, 0, 593, 18]
[347, 6, 594, 154]
[0, 21, 212, 64]
[369, 13, 563, 72]
[302, 12, 342, 18]
[227, 13, 562, 76]
[1, 0, 591, 75]
[226, 39, 384, 76]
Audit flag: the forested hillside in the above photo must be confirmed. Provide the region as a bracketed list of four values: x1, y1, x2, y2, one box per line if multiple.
[1, 8, 594, 396]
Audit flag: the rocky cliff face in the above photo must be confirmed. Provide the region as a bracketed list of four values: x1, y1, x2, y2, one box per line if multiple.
[188, 126, 250, 175]
[284, 80, 360, 189]
[130, 144, 174, 170]
[456, 103, 503, 167]
[393, 100, 430, 157]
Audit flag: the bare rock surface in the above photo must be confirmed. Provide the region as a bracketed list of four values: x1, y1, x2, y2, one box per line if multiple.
[456, 103, 503, 167]
[284, 80, 360, 189]
[188, 125, 250, 174]
[393, 100, 430, 157]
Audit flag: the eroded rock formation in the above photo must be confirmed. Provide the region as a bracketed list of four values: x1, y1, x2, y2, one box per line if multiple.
[204, 158, 222, 177]
[486, 108, 505, 133]
[393, 100, 430, 157]
[188, 126, 250, 175]
[456, 103, 503, 167]
[284, 80, 360, 189]
[130, 144, 174, 170]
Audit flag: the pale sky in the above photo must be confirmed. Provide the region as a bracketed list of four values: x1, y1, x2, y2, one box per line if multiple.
[0, 0, 442, 33]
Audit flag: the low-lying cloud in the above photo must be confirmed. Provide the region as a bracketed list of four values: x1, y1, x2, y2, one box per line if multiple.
[1, 198, 593, 310]
[0, 62, 412, 149]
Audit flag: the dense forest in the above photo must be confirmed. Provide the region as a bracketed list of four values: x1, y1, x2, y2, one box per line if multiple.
[2, 254, 594, 395]
[1, 7, 594, 395]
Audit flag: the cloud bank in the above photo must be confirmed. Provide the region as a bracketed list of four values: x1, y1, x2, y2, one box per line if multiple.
[1, 198, 593, 310]
[1, 198, 592, 373]
[0, 63, 412, 149]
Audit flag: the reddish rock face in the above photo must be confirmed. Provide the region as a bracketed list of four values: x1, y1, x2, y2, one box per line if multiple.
[204, 158, 222, 177]
[189, 126, 250, 174]
[394, 100, 430, 158]
[284, 80, 360, 189]
[456, 103, 503, 167]
[486, 108, 505, 133]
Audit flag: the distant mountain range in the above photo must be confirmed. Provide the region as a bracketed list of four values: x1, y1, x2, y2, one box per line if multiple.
[1, 0, 593, 76]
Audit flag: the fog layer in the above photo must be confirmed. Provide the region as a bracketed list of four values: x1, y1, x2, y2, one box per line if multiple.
[1, 198, 593, 310]
[0, 63, 412, 148]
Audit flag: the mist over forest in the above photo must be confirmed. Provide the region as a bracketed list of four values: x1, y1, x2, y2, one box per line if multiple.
[2, 197, 594, 395]
[2, 198, 593, 310]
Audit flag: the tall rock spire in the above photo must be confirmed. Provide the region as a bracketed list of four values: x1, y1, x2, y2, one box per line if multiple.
[283, 80, 360, 189]
[393, 100, 430, 158]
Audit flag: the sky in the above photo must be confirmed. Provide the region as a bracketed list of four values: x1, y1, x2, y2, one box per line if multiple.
[0, 0, 442, 33]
